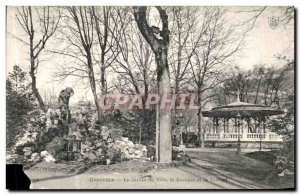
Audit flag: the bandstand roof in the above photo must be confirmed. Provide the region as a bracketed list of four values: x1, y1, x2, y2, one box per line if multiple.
[202, 95, 284, 118]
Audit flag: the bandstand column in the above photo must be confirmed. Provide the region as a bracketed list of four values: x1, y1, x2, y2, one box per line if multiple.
[223, 118, 226, 133]
[263, 117, 266, 133]
[236, 113, 241, 154]
[234, 117, 237, 133]
[246, 118, 250, 133]
[216, 118, 219, 133]
[241, 118, 244, 134]
[226, 118, 229, 133]
[213, 117, 216, 133]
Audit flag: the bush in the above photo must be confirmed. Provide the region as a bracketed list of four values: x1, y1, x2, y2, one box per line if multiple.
[274, 156, 289, 172]
[6, 79, 34, 148]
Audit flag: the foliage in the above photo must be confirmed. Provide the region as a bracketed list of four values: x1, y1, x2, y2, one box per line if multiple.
[267, 92, 294, 162]
[273, 156, 289, 172]
[95, 109, 156, 145]
[6, 66, 35, 148]
[219, 62, 293, 106]
[120, 110, 156, 145]
[8, 65, 27, 92]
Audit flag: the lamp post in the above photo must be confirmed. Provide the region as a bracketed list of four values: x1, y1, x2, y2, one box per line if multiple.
[180, 132, 184, 145]
[176, 113, 185, 149]
[236, 113, 241, 154]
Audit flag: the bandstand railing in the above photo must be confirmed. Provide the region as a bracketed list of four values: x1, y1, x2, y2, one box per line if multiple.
[205, 132, 282, 142]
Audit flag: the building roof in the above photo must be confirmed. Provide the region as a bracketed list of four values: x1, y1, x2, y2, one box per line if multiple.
[202, 94, 284, 118]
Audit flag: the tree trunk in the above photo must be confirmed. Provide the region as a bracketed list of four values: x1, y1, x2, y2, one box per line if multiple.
[156, 47, 172, 163]
[197, 91, 204, 148]
[138, 121, 142, 144]
[87, 51, 101, 121]
[100, 55, 106, 95]
[133, 6, 172, 163]
[100, 57, 106, 117]
[155, 101, 160, 162]
[30, 38, 45, 112]
[254, 78, 261, 104]
[30, 69, 46, 112]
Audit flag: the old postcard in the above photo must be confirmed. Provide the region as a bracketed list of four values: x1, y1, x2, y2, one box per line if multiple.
[6, 6, 295, 190]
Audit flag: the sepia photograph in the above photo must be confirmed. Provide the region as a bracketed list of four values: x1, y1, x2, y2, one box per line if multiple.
[5, 5, 295, 190]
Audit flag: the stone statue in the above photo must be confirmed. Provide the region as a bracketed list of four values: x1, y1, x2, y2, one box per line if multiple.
[58, 87, 74, 125]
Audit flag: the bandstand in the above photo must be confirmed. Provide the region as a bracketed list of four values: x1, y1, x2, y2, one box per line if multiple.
[202, 94, 284, 153]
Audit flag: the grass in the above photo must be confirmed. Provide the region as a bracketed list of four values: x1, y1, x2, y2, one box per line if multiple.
[186, 148, 294, 189]
[244, 150, 278, 165]
[245, 150, 294, 189]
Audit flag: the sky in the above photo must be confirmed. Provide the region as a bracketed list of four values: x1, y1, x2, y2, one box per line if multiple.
[6, 6, 294, 105]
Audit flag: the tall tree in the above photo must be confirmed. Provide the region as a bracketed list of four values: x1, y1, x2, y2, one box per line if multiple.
[168, 7, 204, 94]
[105, 7, 156, 145]
[133, 6, 172, 163]
[188, 8, 250, 147]
[91, 6, 119, 95]
[110, 7, 155, 96]
[8, 65, 27, 92]
[54, 7, 123, 120]
[168, 7, 209, 140]
[14, 6, 61, 111]
[54, 6, 102, 120]
[222, 63, 292, 108]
